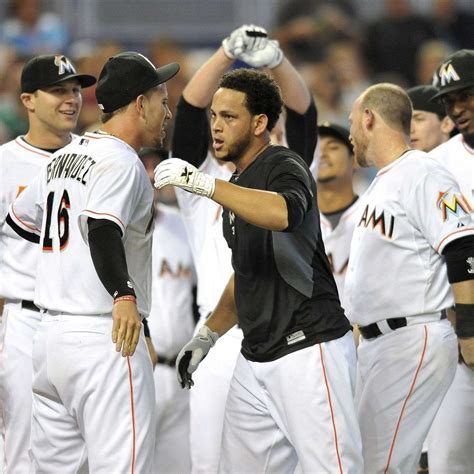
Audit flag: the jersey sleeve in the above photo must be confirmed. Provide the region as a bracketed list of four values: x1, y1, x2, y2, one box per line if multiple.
[285, 100, 318, 167]
[405, 167, 474, 254]
[6, 172, 46, 242]
[267, 153, 314, 231]
[78, 156, 144, 240]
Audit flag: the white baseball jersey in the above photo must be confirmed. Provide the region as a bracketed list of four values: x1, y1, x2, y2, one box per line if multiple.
[320, 198, 361, 313]
[8, 132, 154, 316]
[0, 137, 59, 300]
[149, 203, 196, 356]
[175, 154, 234, 320]
[345, 150, 474, 326]
[428, 134, 474, 205]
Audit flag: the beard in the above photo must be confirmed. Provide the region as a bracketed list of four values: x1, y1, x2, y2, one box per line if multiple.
[354, 139, 369, 168]
[219, 128, 252, 163]
[463, 131, 474, 149]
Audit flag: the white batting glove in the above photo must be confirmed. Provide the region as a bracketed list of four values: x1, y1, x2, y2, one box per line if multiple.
[154, 158, 215, 198]
[176, 325, 219, 389]
[222, 24, 268, 59]
[238, 39, 284, 69]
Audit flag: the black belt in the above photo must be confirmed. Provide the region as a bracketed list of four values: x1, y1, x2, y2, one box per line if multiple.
[21, 300, 40, 312]
[359, 310, 447, 340]
[157, 354, 178, 367]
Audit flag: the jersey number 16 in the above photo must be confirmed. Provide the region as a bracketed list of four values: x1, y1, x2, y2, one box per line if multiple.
[42, 190, 70, 252]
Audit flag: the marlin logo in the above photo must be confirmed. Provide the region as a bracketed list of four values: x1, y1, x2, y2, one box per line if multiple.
[54, 55, 76, 76]
[437, 191, 472, 222]
[467, 257, 474, 274]
[438, 62, 460, 87]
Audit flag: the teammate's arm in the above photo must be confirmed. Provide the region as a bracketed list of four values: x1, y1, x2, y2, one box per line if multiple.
[175, 274, 237, 389]
[444, 236, 474, 369]
[88, 218, 141, 357]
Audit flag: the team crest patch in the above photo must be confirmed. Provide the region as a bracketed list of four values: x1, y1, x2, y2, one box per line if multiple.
[437, 191, 472, 222]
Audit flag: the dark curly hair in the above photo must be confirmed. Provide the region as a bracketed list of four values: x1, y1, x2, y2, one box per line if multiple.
[218, 69, 283, 132]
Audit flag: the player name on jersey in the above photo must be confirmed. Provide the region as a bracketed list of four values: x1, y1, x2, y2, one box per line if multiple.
[46, 152, 96, 185]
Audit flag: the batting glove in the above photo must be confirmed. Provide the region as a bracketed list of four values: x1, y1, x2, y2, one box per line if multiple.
[154, 158, 216, 198]
[238, 39, 284, 69]
[176, 325, 219, 389]
[222, 24, 268, 59]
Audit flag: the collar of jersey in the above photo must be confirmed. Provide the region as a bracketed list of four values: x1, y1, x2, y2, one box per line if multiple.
[376, 149, 413, 177]
[84, 131, 136, 153]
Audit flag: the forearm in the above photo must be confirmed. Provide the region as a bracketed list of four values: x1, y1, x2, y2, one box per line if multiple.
[183, 47, 232, 107]
[451, 280, 474, 303]
[206, 273, 238, 336]
[268, 57, 311, 115]
[212, 179, 289, 231]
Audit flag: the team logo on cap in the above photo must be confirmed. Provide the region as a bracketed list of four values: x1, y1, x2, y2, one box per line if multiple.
[467, 257, 474, 274]
[437, 191, 472, 222]
[437, 62, 461, 87]
[54, 55, 76, 76]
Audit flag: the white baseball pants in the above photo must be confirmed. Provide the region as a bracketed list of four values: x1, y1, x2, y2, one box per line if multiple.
[355, 319, 458, 474]
[152, 363, 191, 474]
[30, 313, 155, 473]
[428, 361, 474, 473]
[0, 301, 41, 474]
[219, 331, 364, 474]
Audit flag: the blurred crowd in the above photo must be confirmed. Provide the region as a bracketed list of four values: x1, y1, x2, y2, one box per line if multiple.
[0, 0, 473, 146]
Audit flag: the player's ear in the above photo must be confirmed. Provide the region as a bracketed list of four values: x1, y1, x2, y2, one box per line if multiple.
[253, 114, 268, 137]
[20, 92, 35, 112]
[135, 95, 146, 116]
[363, 108, 375, 131]
[440, 115, 455, 135]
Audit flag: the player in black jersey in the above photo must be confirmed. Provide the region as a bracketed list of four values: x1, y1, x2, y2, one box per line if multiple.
[155, 68, 363, 472]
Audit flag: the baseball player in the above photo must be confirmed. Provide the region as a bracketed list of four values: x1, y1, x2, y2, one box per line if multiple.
[156, 68, 363, 473]
[407, 85, 455, 153]
[345, 83, 474, 473]
[139, 147, 196, 473]
[171, 24, 318, 473]
[316, 122, 359, 312]
[0, 54, 95, 473]
[5, 51, 179, 472]
[424, 49, 474, 474]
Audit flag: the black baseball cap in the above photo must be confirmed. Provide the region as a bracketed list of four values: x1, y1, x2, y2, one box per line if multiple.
[95, 52, 180, 113]
[318, 122, 353, 153]
[431, 49, 474, 100]
[21, 54, 96, 93]
[406, 85, 446, 118]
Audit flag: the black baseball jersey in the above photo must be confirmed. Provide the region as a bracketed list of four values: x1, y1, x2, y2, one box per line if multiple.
[223, 145, 350, 362]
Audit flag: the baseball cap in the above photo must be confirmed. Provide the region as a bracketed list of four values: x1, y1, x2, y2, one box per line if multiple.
[95, 52, 180, 113]
[431, 49, 474, 100]
[406, 85, 446, 118]
[318, 122, 353, 153]
[21, 54, 96, 93]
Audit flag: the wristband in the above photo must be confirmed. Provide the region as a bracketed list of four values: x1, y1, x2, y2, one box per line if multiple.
[142, 317, 151, 337]
[114, 295, 137, 305]
[455, 303, 474, 338]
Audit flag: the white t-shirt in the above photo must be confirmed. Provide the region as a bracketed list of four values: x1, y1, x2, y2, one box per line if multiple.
[345, 150, 474, 326]
[148, 203, 196, 357]
[0, 137, 54, 300]
[8, 132, 154, 316]
[428, 134, 474, 205]
[175, 155, 234, 320]
[320, 198, 361, 314]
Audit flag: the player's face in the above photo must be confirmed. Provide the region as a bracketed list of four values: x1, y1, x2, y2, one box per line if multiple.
[210, 88, 254, 163]
[317, 135, 353, 183]
[441, 86, 474, 148]
[25, 79, 82, 133]
[349, 99, 369, 167]
[141, 84, 172, 149]
[410, 110, 445, 152]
